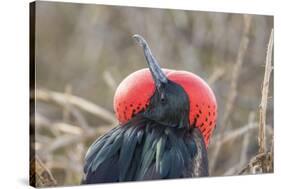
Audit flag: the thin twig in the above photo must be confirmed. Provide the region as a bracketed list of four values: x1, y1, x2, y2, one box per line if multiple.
[35, 112, 60, 137]
[41, 125, 114, 153]
[36, 89, 117, 124]
[240, 112, 255, 167]
[103, 70, 118, 91]
[210, 122, 273, 147]
[210, 15, 252, 172]
[238, 151, 273, 175]
[63, 85, 72, 123]
[35, 112, 115, 153]
[69, 105, 90, 130]
[62, 85, 90, 129]
[258, 29, 273, 154]
[208, 68, 225, 85]
[221, 15, 252, 134]
[238, 28, 274, 175]
[30, 155, 57, 187]
[52, 122, 83, 135]
[223, 111, 256, 176]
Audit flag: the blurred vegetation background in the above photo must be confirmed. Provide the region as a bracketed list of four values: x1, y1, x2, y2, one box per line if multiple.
[32, 1, 273, 186]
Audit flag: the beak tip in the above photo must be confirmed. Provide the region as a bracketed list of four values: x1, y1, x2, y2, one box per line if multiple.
[132, 34, 139, 38]
[132, 34, 146, 47]
[133, 34, 168, 85]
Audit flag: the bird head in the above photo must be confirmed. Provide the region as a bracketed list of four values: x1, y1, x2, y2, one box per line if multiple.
[113, 34, 217, 147]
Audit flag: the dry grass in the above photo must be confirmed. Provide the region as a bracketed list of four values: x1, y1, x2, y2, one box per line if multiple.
[32, 88, 116, 185]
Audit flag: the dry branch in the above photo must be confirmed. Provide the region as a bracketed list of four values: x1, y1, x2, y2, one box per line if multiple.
[36, 89, 117, 124]
[238, 28, 274, 175]
[35, 112, 61, 137]
[208, 68, 225, 85]
[209, 15, 252, 172]
[211, 122, 273, 146]
[30, 155, 57, 187]
[53, 122, 83, 135]
[238, 151, 273, 174]
[103, 70, 118, 91]
[62, 85, 90, 130]
[258, 29, 274, 154]
[35, 111, 115, 154]
[42, 125, 114, 153]
[63, 85, 72, 123]
[240, 112, 255, 167]
[221, 15, 252, 134]
[223, 112, 255, 176]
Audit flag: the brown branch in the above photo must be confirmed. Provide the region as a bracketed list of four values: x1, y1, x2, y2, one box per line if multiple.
[35, 112, 86, 136]
[209, 15, 252, 172]
[240, 112, 255, 167]
[63, 85, 72, 123]
[238, 28, 274, 175]
[223, 112, 255, 176]
[238, 151, 273, 175]
[221, 15, 252, 134]
[208, 68, 225, 86]
[35, 112, 115, 153]
[53, 122, 83, 135]
[36, 88, 117, 124]
[35, 112, 60, 137]
[103, 70, 118, 91]
[61, 85, 91, 130]
[30, 155, 57, 187]
[41, 125, 114, 153]
[258, 29, 273, 154]
[210, 122, 273, 147]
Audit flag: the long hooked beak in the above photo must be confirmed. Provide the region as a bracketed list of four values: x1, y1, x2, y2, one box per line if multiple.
[133, 34, 168, 90]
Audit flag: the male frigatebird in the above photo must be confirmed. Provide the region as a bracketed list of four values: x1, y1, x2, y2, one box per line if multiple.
[82, 34, 217, 183]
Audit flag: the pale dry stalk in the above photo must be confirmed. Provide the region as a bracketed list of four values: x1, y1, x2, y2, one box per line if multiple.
[258, 29, 273, 154]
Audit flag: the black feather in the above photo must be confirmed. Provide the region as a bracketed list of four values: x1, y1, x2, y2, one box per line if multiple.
[119, 126, 139, 181]
[137, 129, 144, 144]
[136, 129, 157, 180]
[159, 148, 171, 178]
[84, 155, 120, 183]
[84, 127, 118, 173]
[156, 136, 166, 172]
[91, 132, 123, 172]
[82, 118, 209, 184]
[142, 163, 161, 180]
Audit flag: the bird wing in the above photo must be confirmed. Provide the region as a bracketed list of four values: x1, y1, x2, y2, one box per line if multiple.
[82, 118, 208, 184]
[190, 128, 209, 177]
[82, 119, 145, 184]
[82, 126, 124, 184]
